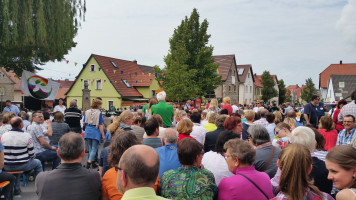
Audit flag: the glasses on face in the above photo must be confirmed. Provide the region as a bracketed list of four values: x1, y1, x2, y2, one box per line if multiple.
[343, 121, 354, 123]
[275, 128, 282, 135]
[114, 164, 123, 172]
[35, 116, 44, 119]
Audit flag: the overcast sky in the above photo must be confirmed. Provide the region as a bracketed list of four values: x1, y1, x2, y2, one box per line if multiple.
[38, 0, 356, 88]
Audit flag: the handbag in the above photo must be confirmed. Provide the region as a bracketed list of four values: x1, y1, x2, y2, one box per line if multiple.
[237, 173, 269, 199]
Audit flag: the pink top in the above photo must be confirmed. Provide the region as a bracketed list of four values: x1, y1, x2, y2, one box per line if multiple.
[218, 166, 273, 200]
[222, 104, 233, 115]
[318, 129, 338, 151]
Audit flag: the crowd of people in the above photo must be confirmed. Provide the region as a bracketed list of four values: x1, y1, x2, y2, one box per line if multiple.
[0, 89, 355, 200]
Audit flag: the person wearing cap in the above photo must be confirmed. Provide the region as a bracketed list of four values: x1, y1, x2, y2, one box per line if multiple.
[151, 91, 174, 128]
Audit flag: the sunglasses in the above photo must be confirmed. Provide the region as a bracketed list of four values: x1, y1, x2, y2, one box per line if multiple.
[275, 128, 282, 135]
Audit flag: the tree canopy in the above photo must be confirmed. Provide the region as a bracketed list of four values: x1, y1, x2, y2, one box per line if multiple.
[154, 8, 221, 102]
[301, 78, 317, 102]
[0, 0, 86, 76]
[278, 79, 286, 103]
[261, 70, 278, 103]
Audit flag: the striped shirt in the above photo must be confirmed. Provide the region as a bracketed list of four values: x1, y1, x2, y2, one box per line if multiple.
[1, 129, 35, 166]
[143, 138, 163, 149]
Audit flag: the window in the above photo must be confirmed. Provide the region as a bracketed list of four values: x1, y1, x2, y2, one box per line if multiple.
[151, 90, 156, 97]
[110, 61, 118, 68]
[229, 86, 231, 91]
[108, 101, 114, 110]
[245, 85, 248, 92]
[122, 79, 131, 88]
[234, 85, 236, 91]
[96, 80, 102, 90]
[248, 73, 250, 78]
[250, 86, 252, 93]
[0, 87, 4, 95]
[90, 64, 95, 72]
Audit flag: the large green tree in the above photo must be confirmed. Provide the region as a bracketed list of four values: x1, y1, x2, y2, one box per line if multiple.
[301, 78, 317, 102]
[154, 8, 222, 102]
[0, 0, 86, 76]
[278, 79, 286, 103]
[261, 70, 278, 103]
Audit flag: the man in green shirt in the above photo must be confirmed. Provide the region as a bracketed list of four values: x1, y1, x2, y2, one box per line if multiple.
[151, 91, 174, 128]
[117, 145, 168, 200]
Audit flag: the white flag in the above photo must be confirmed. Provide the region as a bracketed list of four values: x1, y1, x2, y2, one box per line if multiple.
[20, 70, 60, 100]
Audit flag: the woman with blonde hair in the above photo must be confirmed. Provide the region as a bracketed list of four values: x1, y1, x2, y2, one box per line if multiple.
[84, 98, 105, 169]
[204, 112, 218, 132]
[283, 117, 297, 130]
[177, 119, 195, 141]
[272, 144, 333, 200]
[208, 99, 220, 113]
[222, 97, 233, 115]
[107, 110, 134, 135]
[273, 111, 283, 124]
[241, 110, 255, 140]
[318, 116, 338, 151]
[326, 145, 356, 200]
[0, 112, 16, 136]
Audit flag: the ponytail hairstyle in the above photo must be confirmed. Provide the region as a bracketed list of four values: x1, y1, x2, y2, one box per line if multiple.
[278, 144, 323, 200]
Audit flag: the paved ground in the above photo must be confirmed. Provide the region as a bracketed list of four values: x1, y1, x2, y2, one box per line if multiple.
[14, 143, 103, 200]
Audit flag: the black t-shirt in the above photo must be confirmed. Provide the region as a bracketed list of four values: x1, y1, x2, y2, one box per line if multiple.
[64, 107, 82, 128]
[304, 103, 318, 126]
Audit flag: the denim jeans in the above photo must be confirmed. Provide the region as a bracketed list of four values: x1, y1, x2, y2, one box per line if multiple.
[86, 138, 99, 161]
[4, 159, 43, 190]
[35, 149, 61, 170]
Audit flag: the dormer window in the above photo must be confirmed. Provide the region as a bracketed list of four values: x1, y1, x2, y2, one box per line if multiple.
[122, 79, 131, 88]
[111, 61, 118, 68]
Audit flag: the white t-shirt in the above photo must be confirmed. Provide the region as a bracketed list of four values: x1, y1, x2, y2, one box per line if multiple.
[53, 105, 66, 114]
[202, 151, 234, 185]
[190, 123, 207, 144]
[232, 105, 239, 114]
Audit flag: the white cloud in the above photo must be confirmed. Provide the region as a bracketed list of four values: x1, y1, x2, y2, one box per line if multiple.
[38, 0, 355, 88]
[336, 0, 356, 47]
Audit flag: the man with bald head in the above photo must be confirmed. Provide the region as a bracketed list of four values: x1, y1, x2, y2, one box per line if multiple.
[1, 117, 43, 195]
[155, 129, 182, 178]
[117, 145, 168, 200]
[64, 99, 82, 133]
[287, 110, 303, 127]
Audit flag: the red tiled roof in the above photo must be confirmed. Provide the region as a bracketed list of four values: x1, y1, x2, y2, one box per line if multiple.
[213, 55, 236, 81]
[254, 74, 278, 88]
[53, 80, 74, 99]
[319, 63, 356, 88]
[93, 54, 154, 97]
[1, 67, 21, 91]
[237, 64, 254, 83]
[254, 75, 263, 87]
[286, 84, 299, 90]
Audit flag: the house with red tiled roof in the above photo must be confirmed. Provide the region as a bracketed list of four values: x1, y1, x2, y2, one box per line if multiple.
[65, 54, 160, 109]
[0, 67, 24, 104]
[237, 65, 254, 105]
[254, 74, 279, 104]
[286, 84, 306, 104]
[319, 61, 356, 100]
[212, 55, 239, 104]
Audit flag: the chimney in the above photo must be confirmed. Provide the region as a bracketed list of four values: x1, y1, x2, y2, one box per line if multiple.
[340, 60, 342, 64]
[133, 59, 137, 64]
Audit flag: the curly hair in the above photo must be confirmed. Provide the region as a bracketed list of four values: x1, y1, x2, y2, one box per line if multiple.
[108, 131, 140, 167]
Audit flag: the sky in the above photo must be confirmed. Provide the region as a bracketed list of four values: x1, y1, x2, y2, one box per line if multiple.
[38, 0, 356, 88]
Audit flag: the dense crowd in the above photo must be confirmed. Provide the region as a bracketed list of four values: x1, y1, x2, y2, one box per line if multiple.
[0, 89, 355, 200]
